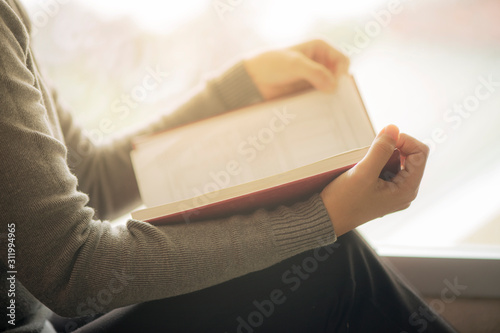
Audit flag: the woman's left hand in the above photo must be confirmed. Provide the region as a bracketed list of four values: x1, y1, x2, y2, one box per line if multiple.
[244, 39, 350, 100]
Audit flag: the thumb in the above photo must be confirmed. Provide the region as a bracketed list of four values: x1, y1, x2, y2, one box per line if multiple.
[355, 124, 399, 179]
[292, 54, 336, 91]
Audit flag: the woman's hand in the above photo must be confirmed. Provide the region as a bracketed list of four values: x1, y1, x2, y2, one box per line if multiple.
[320, 125, 430, 237]
[244, 39, 350, 100]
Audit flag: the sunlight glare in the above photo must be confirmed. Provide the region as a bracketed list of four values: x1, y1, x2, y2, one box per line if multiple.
[75, 0, 208, 32]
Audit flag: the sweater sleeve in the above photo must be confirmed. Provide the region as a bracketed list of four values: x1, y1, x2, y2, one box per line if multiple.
[0, 1, 337, 318]
[57, 61, 263, 221]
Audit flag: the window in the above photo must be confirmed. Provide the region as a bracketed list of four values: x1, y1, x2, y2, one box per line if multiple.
[24, 0, 500, 261]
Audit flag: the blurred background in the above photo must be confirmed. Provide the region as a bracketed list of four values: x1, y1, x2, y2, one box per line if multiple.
[22, 0, 500, 259]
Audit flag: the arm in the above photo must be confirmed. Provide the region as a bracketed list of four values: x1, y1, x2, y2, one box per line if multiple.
[0, 3, 335, 317]
[58, 62, 263, 221]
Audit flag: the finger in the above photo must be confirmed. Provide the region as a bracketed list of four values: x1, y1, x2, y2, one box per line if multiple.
[394, 133, 429, 184]
[317, 44, 350, 90]
[291, 40, 350, 91]
[396, 133, 429, 158]
[334, 52, 350, 76]
[326, 47, 350, 76]
[306, 40, 349, 75]
[291, 53, 336, 91]
[307, 40, 350, 80]
[354, 124, 400, 179]
[327, 54, 349, 91]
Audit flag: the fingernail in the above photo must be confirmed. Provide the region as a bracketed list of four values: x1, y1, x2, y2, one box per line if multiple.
[380, 124, 399, 142]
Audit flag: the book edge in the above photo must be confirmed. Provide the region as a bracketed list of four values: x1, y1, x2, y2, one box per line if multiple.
[131, 146, 369, 222]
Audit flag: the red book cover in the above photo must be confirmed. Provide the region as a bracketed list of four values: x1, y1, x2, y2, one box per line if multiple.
[145, 150, 400, 225]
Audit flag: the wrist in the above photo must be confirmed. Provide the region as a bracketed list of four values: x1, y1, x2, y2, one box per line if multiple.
[212, 61, 263, 110]
[319, 190, 351, 237]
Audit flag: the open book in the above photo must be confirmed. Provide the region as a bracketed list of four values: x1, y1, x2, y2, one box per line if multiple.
[131, 75, 391, 224]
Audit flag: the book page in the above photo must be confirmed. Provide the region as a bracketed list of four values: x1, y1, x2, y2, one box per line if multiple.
[132, 75, 374, 208]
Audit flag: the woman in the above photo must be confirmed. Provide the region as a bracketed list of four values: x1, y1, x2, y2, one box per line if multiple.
[0, 0, 455, 331]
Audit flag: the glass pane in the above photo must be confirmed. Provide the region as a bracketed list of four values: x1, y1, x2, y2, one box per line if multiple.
[23, 0, 500, 258]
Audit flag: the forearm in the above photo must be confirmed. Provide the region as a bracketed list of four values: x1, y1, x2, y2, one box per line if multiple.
[130, 61, 264, 137]
[21, 194, 334, 317]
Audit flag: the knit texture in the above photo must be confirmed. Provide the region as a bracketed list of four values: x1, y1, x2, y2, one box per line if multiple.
[0, 0, 337, 331]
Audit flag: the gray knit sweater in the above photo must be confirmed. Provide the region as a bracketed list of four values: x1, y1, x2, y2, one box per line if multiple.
[0, 0, 337, 331]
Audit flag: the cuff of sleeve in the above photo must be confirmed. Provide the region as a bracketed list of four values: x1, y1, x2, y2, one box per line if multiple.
[211, 61, 263, 111]
[269, 193, 337, 257]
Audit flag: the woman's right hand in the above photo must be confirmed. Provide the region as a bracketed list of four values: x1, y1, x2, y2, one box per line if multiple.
[320, 124, 430, 236]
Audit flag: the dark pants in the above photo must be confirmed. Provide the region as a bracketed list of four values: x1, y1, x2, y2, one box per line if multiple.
[50, 231, 457, 333]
